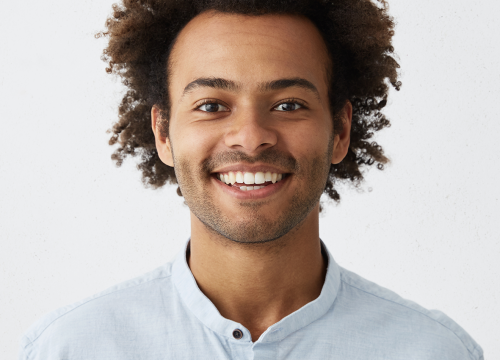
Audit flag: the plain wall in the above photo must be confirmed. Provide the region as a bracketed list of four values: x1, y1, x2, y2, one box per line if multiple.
[1, 0, 499, 358]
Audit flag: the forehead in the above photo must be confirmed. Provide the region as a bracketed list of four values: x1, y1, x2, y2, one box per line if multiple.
[169, 11, 330, 96]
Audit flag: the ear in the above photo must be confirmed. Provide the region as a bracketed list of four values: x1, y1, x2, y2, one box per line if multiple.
[331, 100, 352, 165]
[151, 106, 174, 167]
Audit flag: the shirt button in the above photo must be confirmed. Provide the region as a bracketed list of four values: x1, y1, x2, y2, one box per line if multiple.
[232, 329, 243, 339]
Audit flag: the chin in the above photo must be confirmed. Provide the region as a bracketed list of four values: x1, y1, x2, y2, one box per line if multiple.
[206, 215, 297, 245]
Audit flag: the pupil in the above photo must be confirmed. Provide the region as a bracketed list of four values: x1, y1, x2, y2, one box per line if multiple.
[206, 103, 218, 112]
[283, 103, 294, 111]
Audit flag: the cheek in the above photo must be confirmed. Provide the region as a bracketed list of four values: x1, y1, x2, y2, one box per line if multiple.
[282, 119, 332, 157]
[172, 122, 222, 157]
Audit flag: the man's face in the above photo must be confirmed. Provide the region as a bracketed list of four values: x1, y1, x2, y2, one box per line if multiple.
[158, 11, 347, 243]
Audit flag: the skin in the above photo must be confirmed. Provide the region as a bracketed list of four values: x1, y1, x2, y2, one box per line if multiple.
[151, 11, 352, 341]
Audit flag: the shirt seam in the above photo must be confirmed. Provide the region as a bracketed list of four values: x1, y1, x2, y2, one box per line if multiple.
[260, 298, 337, 344]
[20, 339, 31, 360]
[340, 276, 479, 360]
[25, 273, 173, 347]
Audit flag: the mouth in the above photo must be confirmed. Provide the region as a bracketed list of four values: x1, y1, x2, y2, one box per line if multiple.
[212, 171, 289, 192]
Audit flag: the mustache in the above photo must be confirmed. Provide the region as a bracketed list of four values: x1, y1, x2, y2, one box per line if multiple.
[201, 148, 299, 173]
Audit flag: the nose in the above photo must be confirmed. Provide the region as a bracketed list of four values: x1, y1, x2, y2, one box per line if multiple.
[224, 109, 278, 154]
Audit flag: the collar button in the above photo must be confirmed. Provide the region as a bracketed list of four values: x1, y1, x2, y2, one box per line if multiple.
[232, 329, 243, 340]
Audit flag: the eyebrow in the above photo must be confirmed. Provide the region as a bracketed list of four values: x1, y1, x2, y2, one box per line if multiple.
[181, 77, 320, 100]
[182, 78, 240, 98]
[259, 78, 320, 99]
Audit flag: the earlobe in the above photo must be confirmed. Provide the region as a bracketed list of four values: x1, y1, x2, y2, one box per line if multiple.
[151, 106, 174, 167]
[331, 100, 352, 165]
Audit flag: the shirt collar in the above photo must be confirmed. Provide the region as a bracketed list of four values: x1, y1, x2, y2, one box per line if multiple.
[172, 239, 341, 343]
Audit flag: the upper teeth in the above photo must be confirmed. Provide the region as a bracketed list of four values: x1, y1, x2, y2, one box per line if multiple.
[218, 171, 284, 185]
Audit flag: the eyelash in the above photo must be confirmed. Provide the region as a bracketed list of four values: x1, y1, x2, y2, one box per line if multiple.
[273, 98, 308, 110]
[194, 99, 225, 108]
[193, 98, 308, 111]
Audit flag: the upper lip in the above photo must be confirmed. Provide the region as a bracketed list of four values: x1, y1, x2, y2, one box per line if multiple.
[212, 163, 291, 174]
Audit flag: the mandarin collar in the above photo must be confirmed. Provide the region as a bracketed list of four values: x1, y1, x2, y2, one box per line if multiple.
[172, 239, 340, 343]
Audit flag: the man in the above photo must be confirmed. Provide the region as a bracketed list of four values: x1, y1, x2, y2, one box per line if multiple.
[19, 0, 483, 359]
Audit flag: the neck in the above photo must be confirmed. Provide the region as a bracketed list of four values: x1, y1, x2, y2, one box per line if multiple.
[188, 204, 327, 342]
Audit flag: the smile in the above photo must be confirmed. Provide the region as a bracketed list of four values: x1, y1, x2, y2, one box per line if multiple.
[216, 171, 288, 191]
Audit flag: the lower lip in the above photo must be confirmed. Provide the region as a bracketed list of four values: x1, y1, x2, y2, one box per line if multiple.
[212, 175, 290, 200]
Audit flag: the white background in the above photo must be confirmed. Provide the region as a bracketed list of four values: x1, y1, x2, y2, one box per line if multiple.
[1, 0, 499, 358]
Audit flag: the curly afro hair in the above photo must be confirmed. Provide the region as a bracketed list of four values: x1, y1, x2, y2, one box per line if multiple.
[97, 0, 401, 202]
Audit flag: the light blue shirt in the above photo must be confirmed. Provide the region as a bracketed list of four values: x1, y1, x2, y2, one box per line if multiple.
[19, 240, 483, 359]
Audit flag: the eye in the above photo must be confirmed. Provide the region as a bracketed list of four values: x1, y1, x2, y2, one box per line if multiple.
[273, 102, 303, 112]
[197, 102, 229, 112]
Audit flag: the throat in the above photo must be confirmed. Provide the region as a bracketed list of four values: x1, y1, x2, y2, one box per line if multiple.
[187, 230, 327, 341]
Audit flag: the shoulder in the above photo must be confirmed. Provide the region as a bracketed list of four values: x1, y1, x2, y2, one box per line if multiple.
[335, 267, 483, 360]
[19, 262, 174, 360]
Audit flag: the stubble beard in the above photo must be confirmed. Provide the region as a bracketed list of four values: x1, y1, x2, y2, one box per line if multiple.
[173, 139, 333, 245]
